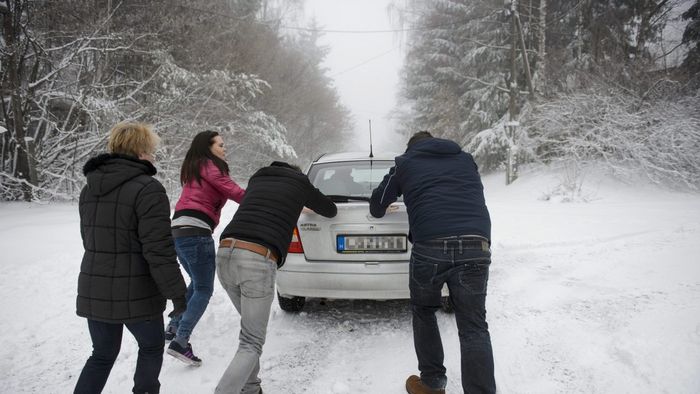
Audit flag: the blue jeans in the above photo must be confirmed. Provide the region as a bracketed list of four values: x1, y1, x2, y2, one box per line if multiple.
[215, 245, 276, 394]
[74, 317, 164, 394]
[168, 235, 215, 340]
[410, 237, 496, 394]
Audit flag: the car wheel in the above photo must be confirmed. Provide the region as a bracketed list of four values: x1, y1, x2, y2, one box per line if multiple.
[277, 292, 305, 312]
[441, 296, 454, 313]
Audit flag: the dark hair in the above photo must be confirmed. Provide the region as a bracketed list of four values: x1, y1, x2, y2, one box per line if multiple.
[407, 130, 433, 148]
[180, 130, 229, 185]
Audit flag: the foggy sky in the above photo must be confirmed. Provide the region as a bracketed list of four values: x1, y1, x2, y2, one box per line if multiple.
[302, 0, 405, 154]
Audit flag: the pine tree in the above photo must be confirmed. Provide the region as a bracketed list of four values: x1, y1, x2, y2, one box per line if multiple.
[400, 0, 511, 143]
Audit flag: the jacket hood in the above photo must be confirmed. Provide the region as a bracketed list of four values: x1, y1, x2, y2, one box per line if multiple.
[408, 138, 462, 156]
[269, 161, 298, 170]
[83, 153, 157, 196]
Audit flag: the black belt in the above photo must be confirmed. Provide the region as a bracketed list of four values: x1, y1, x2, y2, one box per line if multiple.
[423, 235, 490, 252]
[172, 226, 212, 238]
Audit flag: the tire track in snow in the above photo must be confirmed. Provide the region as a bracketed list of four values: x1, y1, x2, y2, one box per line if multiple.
[262, 298, 416, 393]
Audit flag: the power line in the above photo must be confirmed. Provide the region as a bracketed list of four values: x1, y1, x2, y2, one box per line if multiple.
[330, 47, 400, 78]
[278, 25, 441, 34]
[173, 4, 475, 34]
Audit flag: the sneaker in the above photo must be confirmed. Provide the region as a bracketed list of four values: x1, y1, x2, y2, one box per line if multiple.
[406, 375, 445, 394]
[167, 341, 202, 367]
[164, 326, 176, 342]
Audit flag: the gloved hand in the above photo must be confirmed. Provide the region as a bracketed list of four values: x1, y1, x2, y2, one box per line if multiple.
[168, 296, 187, 318]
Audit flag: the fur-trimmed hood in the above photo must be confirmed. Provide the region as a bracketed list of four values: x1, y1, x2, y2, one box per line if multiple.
[83, 153, 157, 197]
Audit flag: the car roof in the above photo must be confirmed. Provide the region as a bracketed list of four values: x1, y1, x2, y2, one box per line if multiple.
[313, 151, 400, 164]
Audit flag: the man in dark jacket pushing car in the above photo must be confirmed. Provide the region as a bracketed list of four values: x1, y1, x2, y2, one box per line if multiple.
[370, 131, 496, 394]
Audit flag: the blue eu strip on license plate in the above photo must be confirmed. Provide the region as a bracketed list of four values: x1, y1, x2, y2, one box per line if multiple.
[337, 236, 346, 252]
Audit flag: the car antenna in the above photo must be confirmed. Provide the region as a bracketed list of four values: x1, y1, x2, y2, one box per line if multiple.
[369, 119, 374, 191]
[368, 119, 374, 158]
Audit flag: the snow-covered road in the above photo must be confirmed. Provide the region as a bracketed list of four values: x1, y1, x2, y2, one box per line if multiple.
[1, 169, 699, 393]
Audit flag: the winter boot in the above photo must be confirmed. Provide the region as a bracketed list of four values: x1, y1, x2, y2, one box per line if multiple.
[406, 375, 445, 394]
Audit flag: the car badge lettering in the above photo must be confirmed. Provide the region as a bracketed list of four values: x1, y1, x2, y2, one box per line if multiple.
[299, 223, 320, 231]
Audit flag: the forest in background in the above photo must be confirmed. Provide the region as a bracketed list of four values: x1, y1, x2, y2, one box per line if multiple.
[393, 0, 700, 191]
[3, 0, 700, 202]
[1, 0, 352, 201]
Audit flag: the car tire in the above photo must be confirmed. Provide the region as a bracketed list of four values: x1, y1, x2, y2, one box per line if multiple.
[441, 296, 454, 313]
[278, 292, 305, 312]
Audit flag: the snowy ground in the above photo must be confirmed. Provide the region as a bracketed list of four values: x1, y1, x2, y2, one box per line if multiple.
[1, 167, 699, 393]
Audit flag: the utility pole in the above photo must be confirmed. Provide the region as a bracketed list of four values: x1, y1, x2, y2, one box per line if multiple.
[506, 0, 519, 185]
[505, 0, 537, 185]
[536, 0, 546, 93]
[515, 11, 534, 97]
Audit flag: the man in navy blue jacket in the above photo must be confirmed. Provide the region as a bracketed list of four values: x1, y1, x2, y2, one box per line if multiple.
[370, 131, 495, 394]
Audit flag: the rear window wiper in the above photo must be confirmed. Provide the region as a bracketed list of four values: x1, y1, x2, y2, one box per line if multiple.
[327, 195, 370, 202]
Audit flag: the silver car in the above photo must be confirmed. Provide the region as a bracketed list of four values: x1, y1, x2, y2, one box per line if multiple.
[276, 152, 449, 312]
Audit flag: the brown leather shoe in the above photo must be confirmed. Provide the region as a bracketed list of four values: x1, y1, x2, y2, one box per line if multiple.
[405, 375, 445, 394]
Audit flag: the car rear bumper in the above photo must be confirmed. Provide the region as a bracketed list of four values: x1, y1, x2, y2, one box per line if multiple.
[277, 254, 410, 299]
[277, 270, 410, 299]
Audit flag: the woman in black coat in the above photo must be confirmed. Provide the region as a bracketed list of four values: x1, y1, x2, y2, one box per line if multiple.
[74, 122, 187, 394]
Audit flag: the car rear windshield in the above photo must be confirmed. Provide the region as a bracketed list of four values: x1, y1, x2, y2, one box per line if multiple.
[307, 160, 402, 201]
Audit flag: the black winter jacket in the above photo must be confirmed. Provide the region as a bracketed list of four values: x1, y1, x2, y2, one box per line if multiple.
[220, 161, 337, 267]
[370, 138, 491, 242]
[77, 154, 186, 323]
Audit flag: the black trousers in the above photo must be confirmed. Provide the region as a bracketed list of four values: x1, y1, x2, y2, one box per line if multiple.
[74, 316, 164, 394]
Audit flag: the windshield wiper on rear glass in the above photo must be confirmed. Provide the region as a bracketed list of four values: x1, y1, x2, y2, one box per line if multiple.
[327, 195, 370, 203]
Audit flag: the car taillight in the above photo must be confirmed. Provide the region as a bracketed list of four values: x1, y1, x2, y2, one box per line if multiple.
[288, 227, 304, 253]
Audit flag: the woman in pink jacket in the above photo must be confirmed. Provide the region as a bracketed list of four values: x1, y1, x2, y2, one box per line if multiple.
[166, 131, 245, 366]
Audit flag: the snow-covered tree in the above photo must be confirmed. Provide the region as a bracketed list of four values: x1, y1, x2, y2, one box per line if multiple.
[395, 0, 699, 188]
[1, 0, 351, 201]
[1, 0, 42, 200]
[681, 0, 700, 71]
[398, 1, 512, 146]
[1, 0, 160, 200]
[522, 81, 700, 189]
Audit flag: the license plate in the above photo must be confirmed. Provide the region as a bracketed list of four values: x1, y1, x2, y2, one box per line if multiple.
[337, 234, 407, 253]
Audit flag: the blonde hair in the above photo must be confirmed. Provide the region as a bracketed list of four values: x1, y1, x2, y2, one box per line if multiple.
[107, 122, 160, 158]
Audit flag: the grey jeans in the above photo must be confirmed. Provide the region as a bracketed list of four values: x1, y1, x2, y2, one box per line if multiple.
[215, 246, 276, 394]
